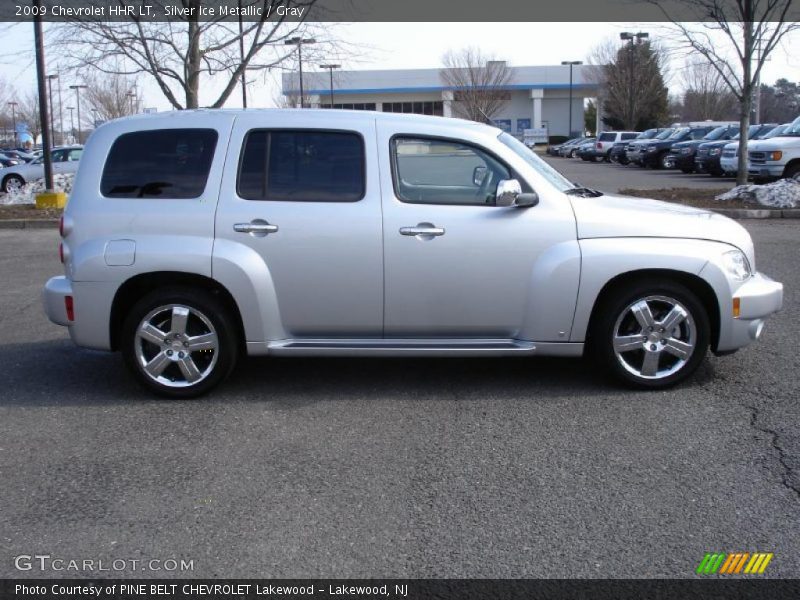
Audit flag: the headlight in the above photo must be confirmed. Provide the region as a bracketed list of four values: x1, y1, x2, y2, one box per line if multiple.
[681, 147, 693, 154]
[709, 148, 721, 156]
[646, 145, 657, 152]
[722, 249, 752, 281]
[766, 151, 783, 161]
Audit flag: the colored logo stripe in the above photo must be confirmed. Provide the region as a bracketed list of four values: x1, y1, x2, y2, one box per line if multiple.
[697, 552, 773, 575]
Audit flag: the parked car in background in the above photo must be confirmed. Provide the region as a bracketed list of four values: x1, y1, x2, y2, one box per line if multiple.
[643, 126, 718, 169]
[1, 149, 35, 163]
[590, 131, 639, 162]
[0, 153, 22, 168]
[548, 137, 584, 156]
[720, 123, 791, 177]
[697, 123, 777, 177]
[748, 115, 800, 182]
[575, 138, 597, 161]
[556, 137, 589, 158]
[0, 146, 83, 192]
[626, 128, 675, 166]
[667, 125, 738, 173]
[609, 129, 664, 165]
[43, 109, 783, 397]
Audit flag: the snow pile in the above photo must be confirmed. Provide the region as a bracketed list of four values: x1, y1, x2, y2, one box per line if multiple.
[715, 178, 800, 209]
[0, 173, 74, 205]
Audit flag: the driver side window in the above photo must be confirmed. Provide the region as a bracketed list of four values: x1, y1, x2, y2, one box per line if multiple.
[392, 137, 510, 206]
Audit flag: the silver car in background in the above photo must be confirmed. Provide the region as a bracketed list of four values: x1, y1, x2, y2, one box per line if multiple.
[43, 110, 783, 398]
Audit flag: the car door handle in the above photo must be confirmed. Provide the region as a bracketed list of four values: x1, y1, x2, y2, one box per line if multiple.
[400, 225, 445, 237]
[234, 221, 279, 236]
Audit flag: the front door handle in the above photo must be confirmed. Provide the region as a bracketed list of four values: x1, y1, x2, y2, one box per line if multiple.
[400, 224, 445, 238]
[234, 220, 279, 237]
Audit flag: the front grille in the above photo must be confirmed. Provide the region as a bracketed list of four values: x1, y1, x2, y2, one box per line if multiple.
[749, 151, 766, 160]
[697, 148, 709, 157]
[722, 149, 737, 158]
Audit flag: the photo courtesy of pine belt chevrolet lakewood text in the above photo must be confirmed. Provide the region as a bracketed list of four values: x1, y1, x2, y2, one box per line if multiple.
[42, 110, 784, 398]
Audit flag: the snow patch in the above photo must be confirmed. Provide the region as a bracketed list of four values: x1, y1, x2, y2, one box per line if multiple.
[0, 173, 74, 205]
[715, 178, 800, 209]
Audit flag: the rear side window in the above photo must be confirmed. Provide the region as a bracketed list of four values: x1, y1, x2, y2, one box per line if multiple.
[238, 130, 365, 202]
[599, 132, 616, 141]
[621, 133, 637, 140]
[101, 129, 218, 199]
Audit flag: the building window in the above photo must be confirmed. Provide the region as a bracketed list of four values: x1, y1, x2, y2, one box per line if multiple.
[381, 101, 444, 116]
[320, 103, 376, 111]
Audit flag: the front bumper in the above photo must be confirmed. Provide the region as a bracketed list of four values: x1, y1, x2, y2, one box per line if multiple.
[695, 155, 722, 174]
[669, 153, 696, 170]
[747, 164, 784, 178]
[716, 272, 784, 353]
[43, 276, 72, 326]
[719, 156, 738, 174]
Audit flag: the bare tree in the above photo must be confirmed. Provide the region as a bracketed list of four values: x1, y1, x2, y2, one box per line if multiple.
[17, 90, 42, 148]
[588, 38, 670, 130]
[680, 61, 738, 120]
[439, 47, 513, 123]
[53, 0, 333, 110]
[84, 71, 142, 122]
[652, 0, 800, 183]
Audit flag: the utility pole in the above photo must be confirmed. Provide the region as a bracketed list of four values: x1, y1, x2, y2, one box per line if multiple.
[34, 0, 54, 190]
[69, 84, 87, 144]
[561, 61, 582, 137]
[238, 0, 247, 108]
[284, 37, 316, 108]
[66, 106, 74, 143]
[57, 68, 64, 145]
[619, 31, 648, 130]
[320, 64, 341, 108]
[47, 74, 58, 148]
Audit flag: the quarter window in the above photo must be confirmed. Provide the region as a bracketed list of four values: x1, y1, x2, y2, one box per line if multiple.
[101, 129, 217, 199]
[238, 130, 365, 202]
[392, 137, 511, 206]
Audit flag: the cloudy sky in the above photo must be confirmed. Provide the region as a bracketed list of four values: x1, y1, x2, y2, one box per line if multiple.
[1, 21, 798, 112]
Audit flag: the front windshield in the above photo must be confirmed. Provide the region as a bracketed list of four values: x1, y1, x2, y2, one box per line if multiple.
[655, 129, 674, 140]
[637, 129, 657, 139]
[763, 124, 789, 138]
[784, 116, 800, 136]
[499, 132, 574, 192]
[669, 127, 690, 139]
[704, 126, 728, 140]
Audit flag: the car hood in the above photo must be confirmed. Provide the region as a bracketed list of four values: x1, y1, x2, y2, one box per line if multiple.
[699, 140, 731, 150]
[749, 136, 800, 150]
[570, 192, 755, 264]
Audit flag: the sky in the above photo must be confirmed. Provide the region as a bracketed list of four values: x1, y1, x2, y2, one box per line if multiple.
[0, 21, 798, 113]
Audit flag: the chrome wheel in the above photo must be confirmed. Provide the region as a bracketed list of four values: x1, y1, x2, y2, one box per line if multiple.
[612, 295, 697, 380]
[134, 304, 219, 388]
[4, 176, 23, 192]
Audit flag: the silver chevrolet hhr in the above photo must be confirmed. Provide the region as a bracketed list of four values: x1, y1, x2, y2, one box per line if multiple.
[43, 109, 783, 398]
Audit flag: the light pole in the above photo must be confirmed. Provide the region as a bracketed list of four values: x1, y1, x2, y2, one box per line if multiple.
[69, 84, 87, 144]
[619, 31, 648, 130]
[126, 91, 136, 114]
[561, 61, 582, 137]
[238, 0, 247, 108]
[7, 101, 18, 147]
[66, 106, 74, 144]
[91, 108, 98, 128]
[319, 64, 340, 108]
[56, 69, 64, 146]
[47, 74, 58, 148]
[284, 37, 316, 108]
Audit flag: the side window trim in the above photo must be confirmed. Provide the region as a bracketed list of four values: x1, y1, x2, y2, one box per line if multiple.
[389, 133, 521, 207]
[236, 128, 367, 203]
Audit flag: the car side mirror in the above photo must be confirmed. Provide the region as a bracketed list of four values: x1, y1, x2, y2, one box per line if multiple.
[473, 165, 488, 186]
[495, 179, 538, 208]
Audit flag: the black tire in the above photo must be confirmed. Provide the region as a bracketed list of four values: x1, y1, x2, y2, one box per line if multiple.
[784, 163, 800, 181]
[121, 286, 239, 399]
[658, 152, 672, 170]
[681, 167, 694, 174]
[2, 174, 25, 193]
[590, 279, 710, 389]
[570, 149, 578, 158]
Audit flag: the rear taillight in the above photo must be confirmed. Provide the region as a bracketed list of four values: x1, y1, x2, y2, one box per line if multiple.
[65, 296, 74, 321]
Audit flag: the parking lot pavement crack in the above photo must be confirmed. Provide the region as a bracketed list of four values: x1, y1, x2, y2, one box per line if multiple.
[744, 401, 800, 502]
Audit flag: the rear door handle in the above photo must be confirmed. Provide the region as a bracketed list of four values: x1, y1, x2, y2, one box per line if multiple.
[234, 220, 279, 237]
[400, 225, 445, 237]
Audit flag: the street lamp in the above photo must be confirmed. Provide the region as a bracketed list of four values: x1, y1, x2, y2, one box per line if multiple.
[7, 101, 18, 147]
[619, 31, 649, 130]
[46, 74, 58, 148]
[69, 84, 87, 144]
[319, 64, 340, 108]
[561, 60, 582, 138]
[126, 91, 136, 114]
[284, 37, 316, 108]
[66, 106, 74, 144]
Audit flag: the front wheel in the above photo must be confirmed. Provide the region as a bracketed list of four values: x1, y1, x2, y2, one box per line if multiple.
[591, 280, 710, 388]
[659, 153, 672, 170]
[785, 163, 800, 181]
[121, 287, 239, 398]
[3, 174, 24, 193]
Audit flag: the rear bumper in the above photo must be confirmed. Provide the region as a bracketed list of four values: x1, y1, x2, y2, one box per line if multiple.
[43, 276, 72, 326]
[716, 272, 784, 352]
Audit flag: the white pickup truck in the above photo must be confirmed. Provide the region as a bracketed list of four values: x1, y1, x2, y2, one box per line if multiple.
[747, 115, 800, 182]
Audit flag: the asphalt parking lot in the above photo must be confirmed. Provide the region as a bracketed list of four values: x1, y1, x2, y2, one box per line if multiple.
[541, 154, 737, 193]
[0, 225, 798, 579]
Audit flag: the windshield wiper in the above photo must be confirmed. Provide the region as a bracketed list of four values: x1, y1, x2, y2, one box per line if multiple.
[565, 186, 604, 197]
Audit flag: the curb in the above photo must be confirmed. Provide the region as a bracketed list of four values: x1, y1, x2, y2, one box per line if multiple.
[0, 219, 59, 229]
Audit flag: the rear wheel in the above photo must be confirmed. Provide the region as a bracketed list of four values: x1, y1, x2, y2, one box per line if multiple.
[591, 280, 710, 389]
[121, 287, 239, 398]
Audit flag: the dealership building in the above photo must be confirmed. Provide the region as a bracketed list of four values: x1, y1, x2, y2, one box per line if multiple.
[281, 64, 598, 138]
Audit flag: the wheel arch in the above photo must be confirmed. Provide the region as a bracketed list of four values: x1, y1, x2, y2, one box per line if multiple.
[585, 268, 721, 352]
[109, 272, 246, 353]
[782, 158, 800, 179]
